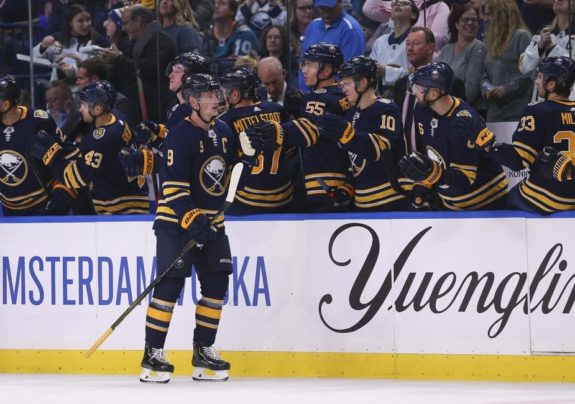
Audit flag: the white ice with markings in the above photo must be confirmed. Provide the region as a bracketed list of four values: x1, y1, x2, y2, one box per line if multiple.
[1, 375, 575, 404]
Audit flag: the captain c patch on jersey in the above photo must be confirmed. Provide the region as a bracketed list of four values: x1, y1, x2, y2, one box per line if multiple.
[200, 156, 228, 196]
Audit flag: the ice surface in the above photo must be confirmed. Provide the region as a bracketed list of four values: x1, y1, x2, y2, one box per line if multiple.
[1, 375, 575, 404]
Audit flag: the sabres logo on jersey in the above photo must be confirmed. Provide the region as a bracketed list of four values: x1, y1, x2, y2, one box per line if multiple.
[456, 110, 472, 118]
[0, 150, 28, 187]
[426, 146, 446, 169]
[93, 128, 106, 139]
[33, 110, 49, 119]
[200, 156, 227, 196]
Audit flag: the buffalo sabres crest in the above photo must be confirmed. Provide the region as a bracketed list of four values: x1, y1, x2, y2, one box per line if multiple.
[200, 156, 227, 196]
[348, 150, 366, 177]
[0, 150, 28, 187]
[93, 128, 106, 139]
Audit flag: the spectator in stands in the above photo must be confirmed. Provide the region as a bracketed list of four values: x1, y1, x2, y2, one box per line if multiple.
[33, 4, 108, 80]
[289, 0, 315, 55]
[518, 0, 555, 36]
[370, 0, 419, 99]
[393, 26, 435, 154]
[260, 25, 298, 86]
[437, 4, 485, 107]
[102, 6, 132, 56]
[237, 0, 287, 35]
[520, 0, 575, 101]
[159, 0, 203, 53]
[104, 5, 177, 123]
[363, 0, 449, 54]
[468, 0, 485, 40]
[201, 0, 260, 75]
[257, 56, 303, 118]
[45, 80, 76, 129]
[298, 0, 365, 90]
[481, 0, 532, 122]
[189, 0, 214, 35]
[76, 58, 136, 127]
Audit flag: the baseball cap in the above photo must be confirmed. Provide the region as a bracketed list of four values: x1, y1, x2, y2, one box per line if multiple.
[314, 0, 338, 8]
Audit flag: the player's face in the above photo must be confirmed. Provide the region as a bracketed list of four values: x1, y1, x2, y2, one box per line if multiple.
[169, 64, 185, 93]
[198, 91, 221, 120]
[79, 101, 94, 122]
[0, 99, 11, 115]
[411, 83, 428, 104]
[339, 77, 358, 104]
[301, 60, 320, 87]
[534, 72, 547, 97]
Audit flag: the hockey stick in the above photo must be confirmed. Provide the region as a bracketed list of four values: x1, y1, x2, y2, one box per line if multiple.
[84, 162, 245, 359]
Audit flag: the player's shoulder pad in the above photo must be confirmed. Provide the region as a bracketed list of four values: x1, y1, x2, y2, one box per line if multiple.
[92, 127, 106, 140]
[33, 109, 49, 119]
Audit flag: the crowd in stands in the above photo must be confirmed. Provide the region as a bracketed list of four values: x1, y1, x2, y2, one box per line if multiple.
[1, 0, 575, 217]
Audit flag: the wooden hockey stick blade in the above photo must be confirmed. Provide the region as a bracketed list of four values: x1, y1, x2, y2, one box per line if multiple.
[84, 327, 113, 359]
[84, 162, 244, 359]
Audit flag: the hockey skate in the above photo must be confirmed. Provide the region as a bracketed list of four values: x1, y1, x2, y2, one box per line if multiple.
[192, 343, 230, 382]
[140, 344, 174, 383]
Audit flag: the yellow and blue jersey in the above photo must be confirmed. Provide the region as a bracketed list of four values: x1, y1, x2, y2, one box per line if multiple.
[56, 113, 149, 215]
[342, 99, 408, 211]
[219, 101, 294, 214]
[513, 99, 575, 213]
[412, 97, 508, 210]
[0, 107, 58, 214]
[154, 117, 238, 235]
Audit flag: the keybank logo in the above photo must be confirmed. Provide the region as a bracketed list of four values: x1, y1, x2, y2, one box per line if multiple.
[319, 223, 575, 338]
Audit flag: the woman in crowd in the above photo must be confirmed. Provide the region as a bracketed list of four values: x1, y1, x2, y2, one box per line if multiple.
[102, 6, 132, 56]
[481, 0, 532, 122]
[363, 0, 450, 53]
[260, 25, 298, 85]
[369, 0, 419, 98]
[437, 4, 486, 107]
[33, 4, 108, 80]
[520, 0, 575, 100]
[288, 0, 314, 56]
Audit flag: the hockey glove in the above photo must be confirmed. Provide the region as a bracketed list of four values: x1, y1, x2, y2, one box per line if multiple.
[30, 130, 63, 167]
[133, 121, 167, 145]
[117, 147, 157, 177]
[316, 113, 356, 144]
[332, 184, 354, 208]
[181, 208, 218, 247]
[398, 152, 443, 189]
[453, 115, 495, 150]
[239, 128, 263, 167]
[45, 182, 77, 215]
[535, 147, 574, 182]
[250, 121, 284, 151]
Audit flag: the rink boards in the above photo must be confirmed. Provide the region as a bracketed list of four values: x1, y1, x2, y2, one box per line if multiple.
[1, 211, 575, 381]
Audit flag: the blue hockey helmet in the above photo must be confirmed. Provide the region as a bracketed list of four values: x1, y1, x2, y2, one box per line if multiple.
[537, 56, 575, 93]
[302, 42, 344, 71]
[0, 75, 20, 104]
[181, 73, 220, 101]
[409, 62, 454, 95]
[219, 66, 258, 99]
[79, 80, 117, 112]
[165, 52, 211, 77]
[339, 56, 378, 88]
